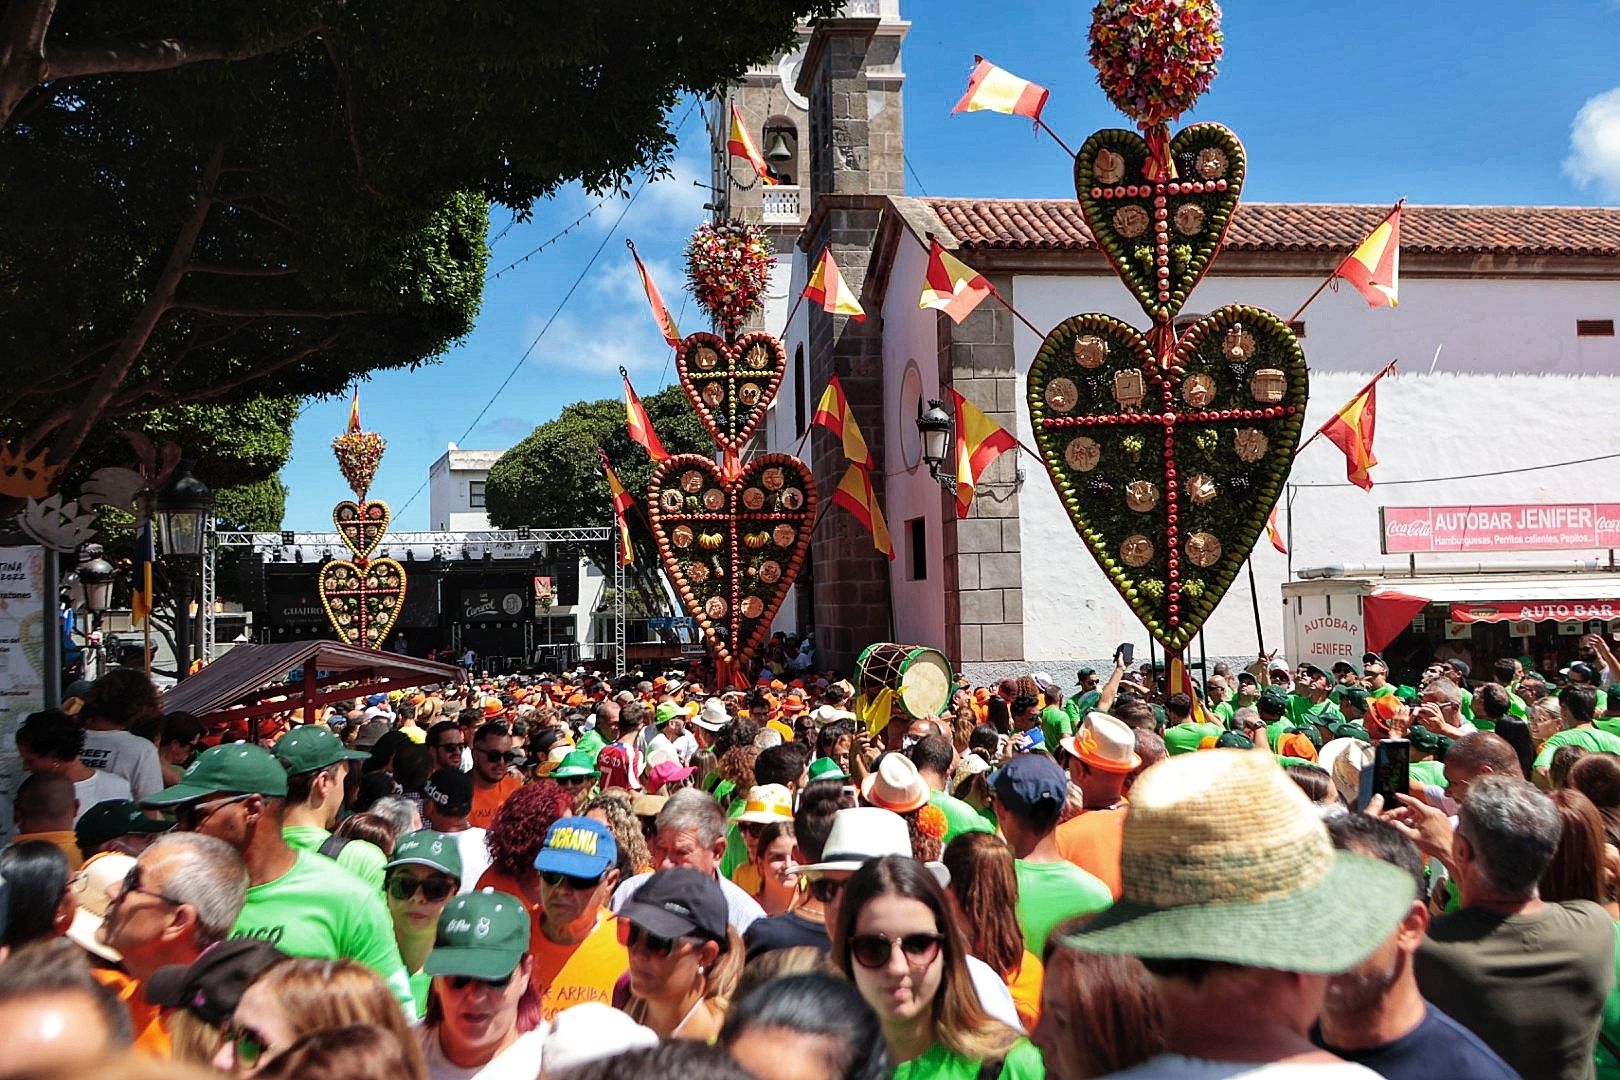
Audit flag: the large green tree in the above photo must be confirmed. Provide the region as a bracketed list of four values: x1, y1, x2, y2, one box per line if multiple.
[485, 385, 711, 613]
[0, 1, 837, 483]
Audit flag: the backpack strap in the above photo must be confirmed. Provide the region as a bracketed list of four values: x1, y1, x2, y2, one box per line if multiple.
[318, 833, 351, 860]
[975, 1057, 1006, 1080]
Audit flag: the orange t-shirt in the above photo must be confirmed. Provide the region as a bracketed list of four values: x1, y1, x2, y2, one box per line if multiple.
[93, 969, 172, 1058]
[1007, 950, 1045, 1031]
[532, 910, 629, 1020]
[1054, 806, 1127, 900]
[469, 775, 524, 830]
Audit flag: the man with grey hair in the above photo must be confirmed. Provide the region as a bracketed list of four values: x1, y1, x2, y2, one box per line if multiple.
[608, 787, 764, 933]
[1414, 773, 1615, 1079]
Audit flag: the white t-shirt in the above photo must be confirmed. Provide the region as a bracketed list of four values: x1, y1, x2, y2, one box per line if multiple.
[1102, 1055, 1382, 1079]
[80, 729, 163, 802]
[448, 826, 491, 895]
[73, 768, 133, 822]
[611, 869, 765, 935]
[416, 1024, 544, 1080]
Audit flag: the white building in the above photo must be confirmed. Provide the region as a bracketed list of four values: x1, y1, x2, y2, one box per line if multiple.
[428, 444, 502, 532]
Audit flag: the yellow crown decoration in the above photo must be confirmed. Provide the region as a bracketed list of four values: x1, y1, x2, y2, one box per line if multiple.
[0, 442, 63, 500]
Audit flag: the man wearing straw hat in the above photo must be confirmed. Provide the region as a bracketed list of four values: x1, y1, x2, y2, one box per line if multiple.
[1065, 749, 1414, 1077]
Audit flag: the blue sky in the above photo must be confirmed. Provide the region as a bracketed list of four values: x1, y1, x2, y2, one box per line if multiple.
[279, 0, 1620, 530]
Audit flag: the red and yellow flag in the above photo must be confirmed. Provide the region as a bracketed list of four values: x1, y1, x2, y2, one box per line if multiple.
[1318, 364, 1395, 491]
[1266, 504, 1288, 555]
[130, 522, 154, 627]
[920, 240, 992, 324]
[951, 56, 1049, 122]
[727, 102, 777, 186]
[812, 376, 872, 470]
[346, 387, 361, 433]
[1168, 656, 1213, 726]
[832, 464, 893, 560]
[1335, 201, 1402, 309]
[949, 388, 1017, 518]
[622, 371, 669, 463]
[599, 451, 636, 565]
[804, 247, 865, 321]
[628, 240, 681, 349]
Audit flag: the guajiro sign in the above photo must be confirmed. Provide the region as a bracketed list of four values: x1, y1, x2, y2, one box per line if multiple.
[1381, 504, 1620, 555]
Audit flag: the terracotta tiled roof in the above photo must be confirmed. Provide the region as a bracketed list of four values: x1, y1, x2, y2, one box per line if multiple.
[925, 199, 1620, 258]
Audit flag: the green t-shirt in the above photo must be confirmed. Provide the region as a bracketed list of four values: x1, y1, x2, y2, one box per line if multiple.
[929, 790, 994, 842]
[1039, 706, 1074, 753]
[1162, 721, 1222, 755]
[1368, 684, 1396, 699]
[409, 969, 432, 1016]
[720, 812, 749, 879]
[1209, 700, 1235, 726]
[1064, 692, 1102, 727]
[1507, 691, 1529, 720]
[231, 851, 415, 1015]
[575, 729, 605, 758]
[1013, 859, 1111, 955]
[1597, 718, 1620, 740]
[283, 824, 387, 891]
[1535, 727, 1620, 771]
[1409, 759, 1447, 790]
[893, 1038, 1046, 1080]
[1264, 719, 1294, 751]
[1286, 695, 1344, 730]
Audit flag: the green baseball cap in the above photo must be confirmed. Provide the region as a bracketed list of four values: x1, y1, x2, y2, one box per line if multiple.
[1257, 686, 1290, 715]
[386, 829, 463, 881]
[1334, 686, 1370, 713]
[143, 744, 289, 807]
[1214, 730, 1254, 750]
[76, 799, 174, 853]
[807, 757, 848, 782]
[423, 889, 530, 980]
[550, 750, 600, 780]
[273, 726, 369, 775]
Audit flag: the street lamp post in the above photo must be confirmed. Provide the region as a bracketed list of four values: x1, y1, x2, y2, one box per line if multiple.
[916, 399, 956, 491]
[76, 547, 114, 680]
[153, 460, 213, 681]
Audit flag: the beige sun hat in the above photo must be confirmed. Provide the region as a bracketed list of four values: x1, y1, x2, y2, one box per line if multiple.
[67, 852, 137, 963]
[859, 752, 930, 813]
[1061, 711, 1141, 773]
[1064, 749, 1414, 973]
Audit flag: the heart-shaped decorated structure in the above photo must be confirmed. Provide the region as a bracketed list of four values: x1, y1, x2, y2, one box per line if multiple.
[1075, 123, 1245, 326]
[317, 557, 407, 649]
[648, 454, 815, 666]
[1027, 305, 1306, 651]
[333, 500, 391, 562]
[676, 332, 787, 457]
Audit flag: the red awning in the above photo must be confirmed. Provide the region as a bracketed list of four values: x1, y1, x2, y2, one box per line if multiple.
[1364, 591, 1430, 654]
[1450, 600, 1620, 624]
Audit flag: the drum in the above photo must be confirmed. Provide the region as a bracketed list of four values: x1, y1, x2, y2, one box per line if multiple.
[856, 643, 954, 719]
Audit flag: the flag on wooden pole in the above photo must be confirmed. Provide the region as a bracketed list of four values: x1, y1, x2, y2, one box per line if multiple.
[130, 522, 155, 626]
[727, 102, 777, 186]
[621, 370, 669, 463]
[599, 451, 636, 565]
[1335, 201, 1403, 309]
[347, 388, 361, 432]
[920, 240, 993, 324]
[1318, 365, 1394, 491]
[951, 56, 1050, 122]
[832, 464, 893, 560]
[628, 240, 681, 348]
[811, 376, 873, 470]
[804, 247, 866, 321]
[949, 388, 1017, 518]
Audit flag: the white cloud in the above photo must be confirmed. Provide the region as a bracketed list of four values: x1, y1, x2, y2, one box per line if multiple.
[517, 308, 670, 378]
[587, 147, 714, 238]
[594, 255, 686, 308]
[1564, 87, 1620, 197]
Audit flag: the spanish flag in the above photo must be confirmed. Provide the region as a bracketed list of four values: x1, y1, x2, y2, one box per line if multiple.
[951, 57, 1049, 122]
[919, 239, 992, 324]
[621, 370, 669, 463]
[1266, 504, 1288, 555]
[832, 464, 893, 560]
[1335, 201, 1402, 309]
[1169, 656, 1214, 726]
[812, 376, 873, 470]
[347, 387, 361, 433]
[628, 240, 681, 349]
[949, 388, 1017, 518]
[727, 102, 777, 186]
[804, 247, 865, 321]
[129, 522, 154, 627]
[599, 451, 636, 565]
[1318, 363, 1395, 491]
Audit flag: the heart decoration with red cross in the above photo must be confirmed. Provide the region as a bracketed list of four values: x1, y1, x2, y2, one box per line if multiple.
[1074, 123, 1246, 326]
[333, 500, 391, 562]
[317, 557, 407, 648]
[1026, 305, 1306, 651]
[675, 332, 787, 457]
[648, 453, 815, 664]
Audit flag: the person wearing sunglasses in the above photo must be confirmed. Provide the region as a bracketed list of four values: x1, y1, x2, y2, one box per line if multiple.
[144, 937, 285, 1067]
[618, 866, 743, 1042]
[470, 723, 524, 831]
[550, 751, 602, 811]
[529, 816, 628, 1020]
[384, 830, 463, 1016]
[418, 889, 544, 1080]
[426, 720, 468, 774]
[275, 726, 387, 891]
[834, 855, 1044, 1080]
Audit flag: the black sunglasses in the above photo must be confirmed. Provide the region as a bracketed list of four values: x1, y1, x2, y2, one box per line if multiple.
[849, 931, 944, 970]
[446, 971, 514, 991]
[617, 920, 695, 956]
[433, 739, 466, 751]
[387, 875, 456, 903]
[540, 869, 606, 891]
[175, 793, 252, 831]
[222, 1023, 270, 1069]
[476, 748, 522, 764]
[118, 864, 183, 907]
[806, 878, 845, 904]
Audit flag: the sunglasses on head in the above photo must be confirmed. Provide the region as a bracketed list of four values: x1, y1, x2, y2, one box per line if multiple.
[848, 931, 944, 970]
[222, 1023, 270, 1069]
[616, 920, 696, 956]
[387, 874, 456, 902]
[445, 971, 514, 991]
[540, 869, 605, 891]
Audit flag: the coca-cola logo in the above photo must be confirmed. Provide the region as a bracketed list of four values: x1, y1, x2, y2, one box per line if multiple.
[1385, 518, 1432, 537]
[1598, 514, 1620, 534]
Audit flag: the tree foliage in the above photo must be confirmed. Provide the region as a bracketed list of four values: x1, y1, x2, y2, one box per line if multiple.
[485, 385, 712, 609]
[213, 475, 288, 533]
[0, 1, 839, 480]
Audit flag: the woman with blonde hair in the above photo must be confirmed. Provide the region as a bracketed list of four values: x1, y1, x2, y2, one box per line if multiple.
[584, 792, 654, 878]
[834, 855, 1043, 1078]
[212, 958, 424, 1077]
[942, 832, 1044, 1030]
[619, 866, 745, 1042]
[257, 1025, 427, 1080]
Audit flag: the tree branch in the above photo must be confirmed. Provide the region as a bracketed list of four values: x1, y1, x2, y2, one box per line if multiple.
[44, 20, 323, 81]
[139, 331, 343, 407]
[320, 34, 375, 195]
[183, 263, 297, 278]
[107, 320, 265, 408]
[171, 302, 367, 319]
[0, 0, 55, 123]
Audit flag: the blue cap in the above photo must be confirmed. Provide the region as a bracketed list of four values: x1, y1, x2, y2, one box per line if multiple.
[366, 693, 387, 706]
[533, 816, 618, 879]
[988, 753, 1068, 817]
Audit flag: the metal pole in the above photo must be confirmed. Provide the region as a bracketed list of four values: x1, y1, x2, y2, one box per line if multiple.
[173, 570, 192, 682]
[42, 552, 61, 708]
[613, 524, 627, 678]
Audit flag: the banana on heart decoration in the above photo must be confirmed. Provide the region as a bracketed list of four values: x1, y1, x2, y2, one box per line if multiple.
[1025, 0, 1309, 654]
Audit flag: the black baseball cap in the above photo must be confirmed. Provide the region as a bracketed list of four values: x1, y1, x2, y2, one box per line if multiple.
[146, 939, 285, 1026]
[76, 800, 173, 853]
[619, 867, 728, 944]
[423, 767, 474, 813]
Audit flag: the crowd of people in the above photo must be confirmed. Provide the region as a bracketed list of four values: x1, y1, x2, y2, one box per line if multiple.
[3, 630, 1620, 1079]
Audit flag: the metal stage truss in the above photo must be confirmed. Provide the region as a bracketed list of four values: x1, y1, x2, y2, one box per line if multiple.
[210, 526, 626, 676]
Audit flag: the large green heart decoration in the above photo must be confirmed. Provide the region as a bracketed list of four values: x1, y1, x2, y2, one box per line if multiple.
[1028, 305, 1306, 651]
[1075, 123, 1245, 326]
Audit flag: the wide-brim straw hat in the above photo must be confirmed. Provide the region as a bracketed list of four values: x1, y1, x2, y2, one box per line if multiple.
[1065, 749, 1413, 973]
[859, 752, 930, 813]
